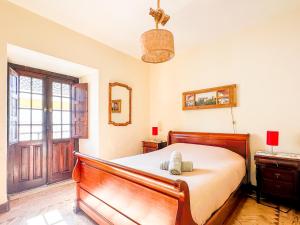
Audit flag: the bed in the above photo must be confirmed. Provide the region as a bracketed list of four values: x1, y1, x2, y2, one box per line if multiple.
[72, 131, 250, 225]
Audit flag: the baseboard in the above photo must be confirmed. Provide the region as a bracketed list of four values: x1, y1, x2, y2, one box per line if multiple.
[0, 201, 9, 213]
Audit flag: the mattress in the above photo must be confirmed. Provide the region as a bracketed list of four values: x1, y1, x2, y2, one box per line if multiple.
[113, 143, 245, 225]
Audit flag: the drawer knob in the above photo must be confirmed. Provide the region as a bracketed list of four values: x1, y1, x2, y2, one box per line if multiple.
[274, 173, 280, 179]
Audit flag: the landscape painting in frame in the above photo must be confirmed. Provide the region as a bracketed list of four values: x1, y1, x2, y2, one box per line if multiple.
[195, 92, 216, 106]
[185, 94, 195, 107]
[182, 84, 237, 110]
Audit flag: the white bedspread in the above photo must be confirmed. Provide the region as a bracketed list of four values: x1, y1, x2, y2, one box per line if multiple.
[113, 143, 245, 225]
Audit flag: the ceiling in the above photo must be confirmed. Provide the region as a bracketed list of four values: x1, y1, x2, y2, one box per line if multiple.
[8, 0, 300, 59]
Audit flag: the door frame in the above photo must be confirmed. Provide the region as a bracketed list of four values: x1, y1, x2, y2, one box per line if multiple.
[7, 63, 79, 194]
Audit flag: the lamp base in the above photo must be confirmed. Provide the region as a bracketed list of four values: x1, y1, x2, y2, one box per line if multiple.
[269, 146, 277, 155]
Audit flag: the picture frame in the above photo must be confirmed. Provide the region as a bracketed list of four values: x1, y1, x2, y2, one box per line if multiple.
[182, 84, 237, 110]
[111, 99, 122, 113]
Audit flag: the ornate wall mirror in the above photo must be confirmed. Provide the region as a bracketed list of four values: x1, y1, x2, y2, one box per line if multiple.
[109, 82, 132, 126]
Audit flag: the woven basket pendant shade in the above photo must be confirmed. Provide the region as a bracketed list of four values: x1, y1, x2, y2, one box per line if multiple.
[141, 29, 174, 63]
[141, 0, 175, 63]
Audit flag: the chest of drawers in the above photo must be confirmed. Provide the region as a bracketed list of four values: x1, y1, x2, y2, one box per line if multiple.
[255, 152, 300, 205]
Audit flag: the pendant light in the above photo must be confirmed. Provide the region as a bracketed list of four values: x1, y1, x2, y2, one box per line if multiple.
[140, 0, 175, 63]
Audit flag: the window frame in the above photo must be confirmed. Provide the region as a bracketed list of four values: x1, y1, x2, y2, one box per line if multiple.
[8, 63, 81, 144]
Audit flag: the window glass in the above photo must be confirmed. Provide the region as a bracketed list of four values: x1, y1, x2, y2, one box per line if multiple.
[32, 125, 43, 140]
[20, 76, 31, 92]
[32, 94, 43, 109]
[52, 97, 61, 110]
[32, 109, 43, 125]
[62, 111, 70, 124]
[18, 76, 43, 141]
[32, 78, 43, 94]
[52, 125, 62, 139]
[52, 81, 71, 139]
[52, 110, 61, 124]
[62, 84, 70, 97]
[52, 82, 61, 96]
[62, 97, 70, 111]
[19, 109, 31, 124]
[19, 93, 31, 108]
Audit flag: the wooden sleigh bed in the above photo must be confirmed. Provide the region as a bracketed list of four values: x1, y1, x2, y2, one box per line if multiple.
[72, 131, 250, 225]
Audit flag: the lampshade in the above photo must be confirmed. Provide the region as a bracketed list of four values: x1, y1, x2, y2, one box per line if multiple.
[266, 131, 279, 146]
[152, 127, 158, 136]
[140, 0, 175, 63]
[141, 29, 174, 63]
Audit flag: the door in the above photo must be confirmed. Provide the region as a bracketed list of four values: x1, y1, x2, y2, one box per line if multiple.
[7, 69, 47, 193]
[7, 64, 87, 194]
[47, 79, 75, 184]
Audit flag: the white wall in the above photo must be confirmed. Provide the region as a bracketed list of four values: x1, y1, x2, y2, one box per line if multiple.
[0, 1, 150, 205]
[149, 8, 300, 184]
[79, 73, 100, 157]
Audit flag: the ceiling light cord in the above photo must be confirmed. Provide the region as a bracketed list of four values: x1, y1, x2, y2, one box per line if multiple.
[155, 0, 161, 29]
[231, 107, 236, 134]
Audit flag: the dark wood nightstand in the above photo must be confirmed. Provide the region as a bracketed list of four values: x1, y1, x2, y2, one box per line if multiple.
[142, 140, 167, 154]
[255, 151, 300, 205]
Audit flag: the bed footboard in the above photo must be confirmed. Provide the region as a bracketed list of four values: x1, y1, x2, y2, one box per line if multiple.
[72, 152, 197, 225]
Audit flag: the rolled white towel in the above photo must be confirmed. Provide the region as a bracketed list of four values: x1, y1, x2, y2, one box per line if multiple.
[168, 151, 182, 175]
[160, 161, 193, 172]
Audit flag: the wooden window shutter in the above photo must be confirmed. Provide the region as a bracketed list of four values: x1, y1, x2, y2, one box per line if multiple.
[72, 83, 88, 139]
[8, 67, 19, 144]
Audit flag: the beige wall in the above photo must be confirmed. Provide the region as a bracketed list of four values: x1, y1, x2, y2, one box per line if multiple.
[79, 73, 100, 157]
[149, 8, 300, 185]
[0, 1, 150, 204]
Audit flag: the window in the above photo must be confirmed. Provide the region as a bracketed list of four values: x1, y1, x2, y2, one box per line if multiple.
[52, 82, 71, 139]
[18, 76, 43, 141]
[9, 65, 88, 143]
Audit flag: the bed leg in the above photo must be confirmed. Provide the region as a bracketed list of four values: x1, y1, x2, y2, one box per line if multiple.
[72, 158, 81, 214]
[73, 200, 81, 213]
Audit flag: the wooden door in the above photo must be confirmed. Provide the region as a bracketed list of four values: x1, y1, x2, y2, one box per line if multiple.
[7, 64, 87, 193]
[7, 69, 47, 194]
[47, 79, 75, 184]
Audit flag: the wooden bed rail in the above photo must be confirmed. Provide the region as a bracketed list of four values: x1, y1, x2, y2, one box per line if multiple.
[73, 152, 197, 225]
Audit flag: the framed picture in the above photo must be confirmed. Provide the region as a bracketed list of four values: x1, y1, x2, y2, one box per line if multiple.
[185, 94, 195, 107]
[111, 99, 122, 113]
[195, 92, 217, 106]
[182, 84, 236, 110]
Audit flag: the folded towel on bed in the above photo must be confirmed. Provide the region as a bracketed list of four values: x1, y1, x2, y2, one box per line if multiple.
[160, 161, 193, 172]
[168, 151, 182, 175]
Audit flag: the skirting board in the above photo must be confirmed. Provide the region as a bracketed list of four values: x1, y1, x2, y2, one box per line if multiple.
[0, 201, 9, 213]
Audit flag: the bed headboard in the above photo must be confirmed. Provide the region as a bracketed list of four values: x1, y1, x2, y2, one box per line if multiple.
[168, 131, 250, 183]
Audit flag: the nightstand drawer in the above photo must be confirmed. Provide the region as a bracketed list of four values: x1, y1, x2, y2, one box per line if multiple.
[256, 158, 299, 169]
[142, 141, 167, 154]
[143, 147, 157, 153]
[262, 179, 295, 197]
[143, 142, 158, 148]
[261, 168, 296, 182]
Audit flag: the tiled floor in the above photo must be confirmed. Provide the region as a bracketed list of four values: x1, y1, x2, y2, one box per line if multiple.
[226, 197, 300, 225]
[0, 183, 299, 225]
[0, 183, 95, 225]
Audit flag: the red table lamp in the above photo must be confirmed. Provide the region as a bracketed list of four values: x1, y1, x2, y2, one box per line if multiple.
[267, 131, 279, 154]
[152, 127, 158, 141]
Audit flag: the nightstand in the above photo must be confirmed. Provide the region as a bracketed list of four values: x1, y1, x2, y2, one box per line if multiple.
[142, 140, 167, 154]
[255, 151, 300, 205]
